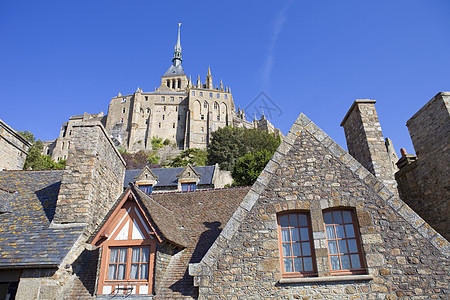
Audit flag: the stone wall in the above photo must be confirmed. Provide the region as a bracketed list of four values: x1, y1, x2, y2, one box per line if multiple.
[341, 99, 398, 196]
[396, 92, 450, 240]
[193, 114, 449, 299]
[0, 119, 31, 170]
[53, 121, 126, 236]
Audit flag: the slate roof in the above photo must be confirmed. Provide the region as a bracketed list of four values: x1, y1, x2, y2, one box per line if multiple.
[147, 187, 250, 298]
[124, 165, 216, 188]
[163, 64, 185, 76]
[0, 170, 85, 268]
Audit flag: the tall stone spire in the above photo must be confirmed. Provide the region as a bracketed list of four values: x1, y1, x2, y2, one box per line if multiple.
[172, 23, 182, 66]
[206, 66, 213, 89]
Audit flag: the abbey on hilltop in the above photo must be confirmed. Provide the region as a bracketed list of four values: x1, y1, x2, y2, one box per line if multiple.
[44, 24, 280, 160]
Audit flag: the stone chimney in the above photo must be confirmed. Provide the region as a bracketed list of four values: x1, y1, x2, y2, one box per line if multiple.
[341, 99, 398, 195]
[52, 121, 126, 236]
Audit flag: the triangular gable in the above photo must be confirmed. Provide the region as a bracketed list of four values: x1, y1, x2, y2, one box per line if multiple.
[177, 164, 201, 183]
[190, 113, 449, 279]
[91, 188, 162, 246]
[135, 166, 159, 186]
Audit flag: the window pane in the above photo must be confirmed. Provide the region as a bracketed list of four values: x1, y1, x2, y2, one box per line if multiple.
[336, 225, 345, 238]
[118, 248, 127, 263]
[109, 248, 118, 263]
[294, 257, 303, 272]
[326, 226, 335, 239]
[141, 247, 150, 262]
[117, 264, 126, 280]
[298, 214, 307, 227]
[291, 228, 300, 241]
[130, 264, 139, 279]
[281, 229, 290, 242]
[328, 241, 338, 254]
[280, 215, 289, 228]
[282, 243, 292, 257]
[351, 254, 361, 269]
[324, 212, 333, 225]
[345, 224, 355, 238]
[300, 242, 310, 256]
[303, 257, 313, 271]
[140, 263, 149, 279]
[289, 214, 298, 227]
[284, 258, 293, 272]
[333, 211, 343, 224]
[330, 256, 340, 270]
[292, 243, 301, 256]
[338, 240, 348, 254]
[108, 265, 117, 279]
[132, 248, 140, 263]
[348, 239, 358, 253]
[341, 255, 351, 269]
[300, 228, 309, 241]
[343, 211, 352, 223]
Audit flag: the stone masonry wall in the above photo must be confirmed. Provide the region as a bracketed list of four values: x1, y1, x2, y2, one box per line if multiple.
[53, 121, 126, 236]
[396, 92, 450, 240]
[0, 119, 31, 170]
[341, 100, 398, 196]
[194, 115, 449, 299]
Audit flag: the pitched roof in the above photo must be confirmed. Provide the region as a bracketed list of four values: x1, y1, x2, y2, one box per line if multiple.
[0, 170, 85, 268]
[163, 64, 185, 77]
[131, 185, 187, 247]
[192, 113, 450, 280]
[124, 165, 216, 188]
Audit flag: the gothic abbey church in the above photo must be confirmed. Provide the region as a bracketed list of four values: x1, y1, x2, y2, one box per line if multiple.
[45, 24, 279, 160]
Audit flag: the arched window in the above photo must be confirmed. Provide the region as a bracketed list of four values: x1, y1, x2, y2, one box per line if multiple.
[277, 212, 316, 277]
[323, 209, 365, 275]
[203, 101, 208, 109]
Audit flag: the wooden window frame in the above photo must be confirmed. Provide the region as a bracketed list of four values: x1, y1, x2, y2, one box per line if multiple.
[277, 211, 317, 278]
[323, 208, 365, 275]
[181, 183, 196, 192]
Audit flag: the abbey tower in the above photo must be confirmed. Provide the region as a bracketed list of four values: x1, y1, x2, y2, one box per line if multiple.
[45, 24, 280, 160]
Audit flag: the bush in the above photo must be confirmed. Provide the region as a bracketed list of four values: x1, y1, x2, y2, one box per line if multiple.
[151, 137, 163, 150]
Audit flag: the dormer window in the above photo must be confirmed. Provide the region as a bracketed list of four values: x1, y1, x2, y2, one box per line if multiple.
[94, 199, 156, 296]
[181, 183, 196, 192]
[138, 185, 153, 194]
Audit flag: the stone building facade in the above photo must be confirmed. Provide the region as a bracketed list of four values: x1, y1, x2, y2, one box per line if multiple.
[190, 113, 449, 299]
[1, 93, 449, 299]
[43, 112, 106, 162]
[0, 119, 31, 170]
[395, 92, 450, 240]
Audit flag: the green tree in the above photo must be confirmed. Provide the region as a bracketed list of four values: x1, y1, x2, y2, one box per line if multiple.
[231, 149, 273, 186]
[19, 131, 66, 170]
[167, 148, 207, 167]
[207, 127, 280, 170]
[151, 137, 163, 150]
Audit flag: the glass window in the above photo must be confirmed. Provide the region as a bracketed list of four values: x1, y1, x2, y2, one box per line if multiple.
[192, 91, 195, 96]
[200, 92, 203, 96]
[108, 247, 150, 280]
[278, 212, 316, 277]
[138, 185, 153, 194]
[209, 93, 213, 98]
[217, 93, 220, 98]
[323, 209, 364, 274]
[170, 97, 174, 102]
[181, 183, 196, 191]
[224, 94, 228, 99]
[161, 96, 165, 102]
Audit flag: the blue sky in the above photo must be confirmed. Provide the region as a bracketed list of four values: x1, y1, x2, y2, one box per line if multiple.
[1, 0, 449, 155]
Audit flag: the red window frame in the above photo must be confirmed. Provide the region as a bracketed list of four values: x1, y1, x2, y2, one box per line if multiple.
[107, 246, 151, 281]
[323, 209, 365, 275]
[277, 212, 317, 277]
